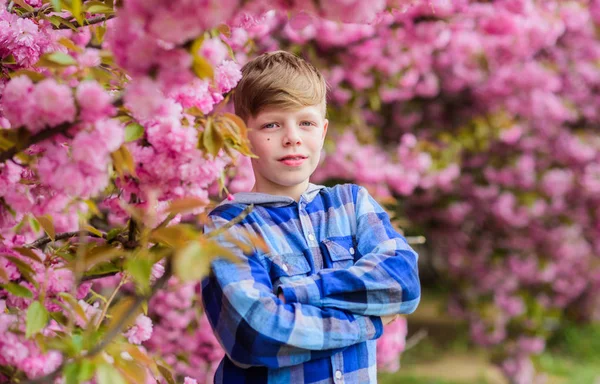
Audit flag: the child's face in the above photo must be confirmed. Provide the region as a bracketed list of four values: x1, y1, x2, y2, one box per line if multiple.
[246, 104, 328, 196]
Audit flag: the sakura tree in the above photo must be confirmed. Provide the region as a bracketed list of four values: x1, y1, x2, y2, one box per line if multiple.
[0, 0, 419, 383]
[238, 0, 600, 382]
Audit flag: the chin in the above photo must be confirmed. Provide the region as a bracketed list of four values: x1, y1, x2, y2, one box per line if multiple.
[272, 177, 310, 188]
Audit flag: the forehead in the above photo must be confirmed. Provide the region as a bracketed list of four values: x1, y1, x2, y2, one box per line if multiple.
[252, 105, 324, 121]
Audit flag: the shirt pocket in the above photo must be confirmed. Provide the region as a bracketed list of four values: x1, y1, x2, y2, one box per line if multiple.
[268, 252, 311, 288]
[321, 237, 357, 270]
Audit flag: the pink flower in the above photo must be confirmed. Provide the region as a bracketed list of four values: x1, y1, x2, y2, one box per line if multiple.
[169, 79, 216, 113]
[47, 268, 74, 294]
[124, 314, 153, 344]
[215, 60, 242, 93]
[30, 79, 76, 133]
[1, 75, 36, 129]
[75, 300, 101, 328]
[199, 37, 229, 66]
[377, 316, 408, 372]
[125, 78, 177, 122]
[77, 48, 101, 68]
[76, 81, 115, 122]
[20, 350, 62, 379]
[184, 377, 198, 384]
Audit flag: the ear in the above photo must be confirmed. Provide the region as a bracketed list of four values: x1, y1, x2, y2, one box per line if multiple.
[322, 119, 329, 141]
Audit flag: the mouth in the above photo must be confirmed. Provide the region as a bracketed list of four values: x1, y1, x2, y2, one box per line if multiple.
[278, 155, 308, 161]
[278, 155, 308, 166]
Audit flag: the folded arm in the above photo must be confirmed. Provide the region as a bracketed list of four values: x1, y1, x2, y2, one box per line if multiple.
[201, 214, 383, 369]
[279, 186, 421, 316]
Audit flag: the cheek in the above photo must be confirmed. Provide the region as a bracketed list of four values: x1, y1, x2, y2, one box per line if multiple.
[249, 135, 273, 157]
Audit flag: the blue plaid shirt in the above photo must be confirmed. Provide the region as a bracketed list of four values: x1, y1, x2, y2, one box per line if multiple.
[201, 183, 420, 384]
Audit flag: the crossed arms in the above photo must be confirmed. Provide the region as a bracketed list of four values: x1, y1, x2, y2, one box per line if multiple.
[201, 186, 420, 369]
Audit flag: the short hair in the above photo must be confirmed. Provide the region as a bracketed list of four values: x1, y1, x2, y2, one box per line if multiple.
[233, 51, 327, 122]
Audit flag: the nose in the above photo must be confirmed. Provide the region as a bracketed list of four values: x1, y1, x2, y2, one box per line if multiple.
[283, 126, 302, 147]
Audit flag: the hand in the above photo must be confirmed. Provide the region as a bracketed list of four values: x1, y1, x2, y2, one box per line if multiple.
[381, 314, 399, 325]
[278, 292, 286, 303]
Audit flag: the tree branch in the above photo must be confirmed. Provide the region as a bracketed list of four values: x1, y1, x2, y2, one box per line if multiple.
[0, 123, 72, 164]
[25, 231, 106, 249]
[19, 3, 51, 18]
[81, 270, 120, 282]
[57, 14, 116, 29]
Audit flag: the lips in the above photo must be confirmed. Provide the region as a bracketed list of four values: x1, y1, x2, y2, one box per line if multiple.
[278, 155, 308, 166]
[278, 155, 308, 161]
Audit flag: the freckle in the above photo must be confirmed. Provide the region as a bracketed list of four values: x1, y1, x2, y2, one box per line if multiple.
[267, 138, 270, 141]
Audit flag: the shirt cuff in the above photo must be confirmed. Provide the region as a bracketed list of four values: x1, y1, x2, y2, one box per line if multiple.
[279, 277, 322, 306]
[358, 315, 383, 340]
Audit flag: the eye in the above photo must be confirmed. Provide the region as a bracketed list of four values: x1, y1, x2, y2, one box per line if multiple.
[262, 122, 279, 129]
[300, 121, 315, 127]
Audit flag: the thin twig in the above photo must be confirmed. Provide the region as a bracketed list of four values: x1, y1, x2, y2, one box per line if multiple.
[95, 275, 127, 329]
[81, 270, 120, 282]
[20, 3, 51, 18]
[57, 14, 115, 29]
[404, 328, 428, 351]
[25, 231, 106, 249]
[20, 260, 173, 384]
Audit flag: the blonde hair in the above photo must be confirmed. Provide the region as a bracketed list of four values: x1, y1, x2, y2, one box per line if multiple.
[233, 51, 327, 122]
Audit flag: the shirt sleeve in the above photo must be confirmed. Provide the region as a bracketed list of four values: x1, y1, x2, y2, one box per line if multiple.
[279, 186, 421, 316]
[201, 213, 384, 370]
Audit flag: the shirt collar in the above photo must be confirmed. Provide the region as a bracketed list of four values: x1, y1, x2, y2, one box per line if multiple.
[222, 183, 326, 207]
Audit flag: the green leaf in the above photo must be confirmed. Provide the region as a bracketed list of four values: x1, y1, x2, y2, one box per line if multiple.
[71, 0, 83, 26]
[4, 255, 38, 287]
[202, 119, 223, 157]
[124, 123, 144, 142]
[64, 360, 95, 384]
[1, 283, 33, 298]
[13, 246, 43, 263]
[1, 55, 16, 65]
[86, 4, 114, 14]
[12, 0, 34, 12]
[97, 364, 126, 384]
[157, 365, 175, 384]
[125, 258, 152, 294]
[37, 52, 78, 68]
[47, 52, 77, 66]
[51, 0, 62, 11]
[83, 262, 121, 280]
[192, 55, 214, 79]
[174, 240, 236, 282]
[36, 215, 55, 241]
[9, 69, 46, 82]
[29, 215, 41, 232]
[166, 197, 207, 215]
[63, 362, 79, 384]
[49, 15, 78, 31]
[26, 301, 48, 338]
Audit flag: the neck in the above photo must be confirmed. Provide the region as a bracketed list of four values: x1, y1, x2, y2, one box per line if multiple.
[251, 180, 310, 202]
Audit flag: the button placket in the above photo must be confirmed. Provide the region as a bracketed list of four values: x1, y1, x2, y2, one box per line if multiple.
[298, 202, 321, 271]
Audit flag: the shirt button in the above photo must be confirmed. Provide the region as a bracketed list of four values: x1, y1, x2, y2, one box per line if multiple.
[335, 370, 342, 379]
[349, 247, 355, 255]
[282, 264, 289, 272]
[308, 233, 315, 241]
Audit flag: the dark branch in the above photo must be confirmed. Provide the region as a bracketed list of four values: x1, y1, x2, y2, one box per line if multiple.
[57, 14, 115, 29]
[25, 231, 106, 249]
[20, 3, 51, 18]
[81, 270, 120, 282]
[0, 123, 71, 164]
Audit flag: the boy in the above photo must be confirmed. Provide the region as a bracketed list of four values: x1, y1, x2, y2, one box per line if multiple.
[201, 51, 421, 384]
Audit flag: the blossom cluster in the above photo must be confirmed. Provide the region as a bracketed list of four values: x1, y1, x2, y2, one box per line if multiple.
[238, 0, 600, 381]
